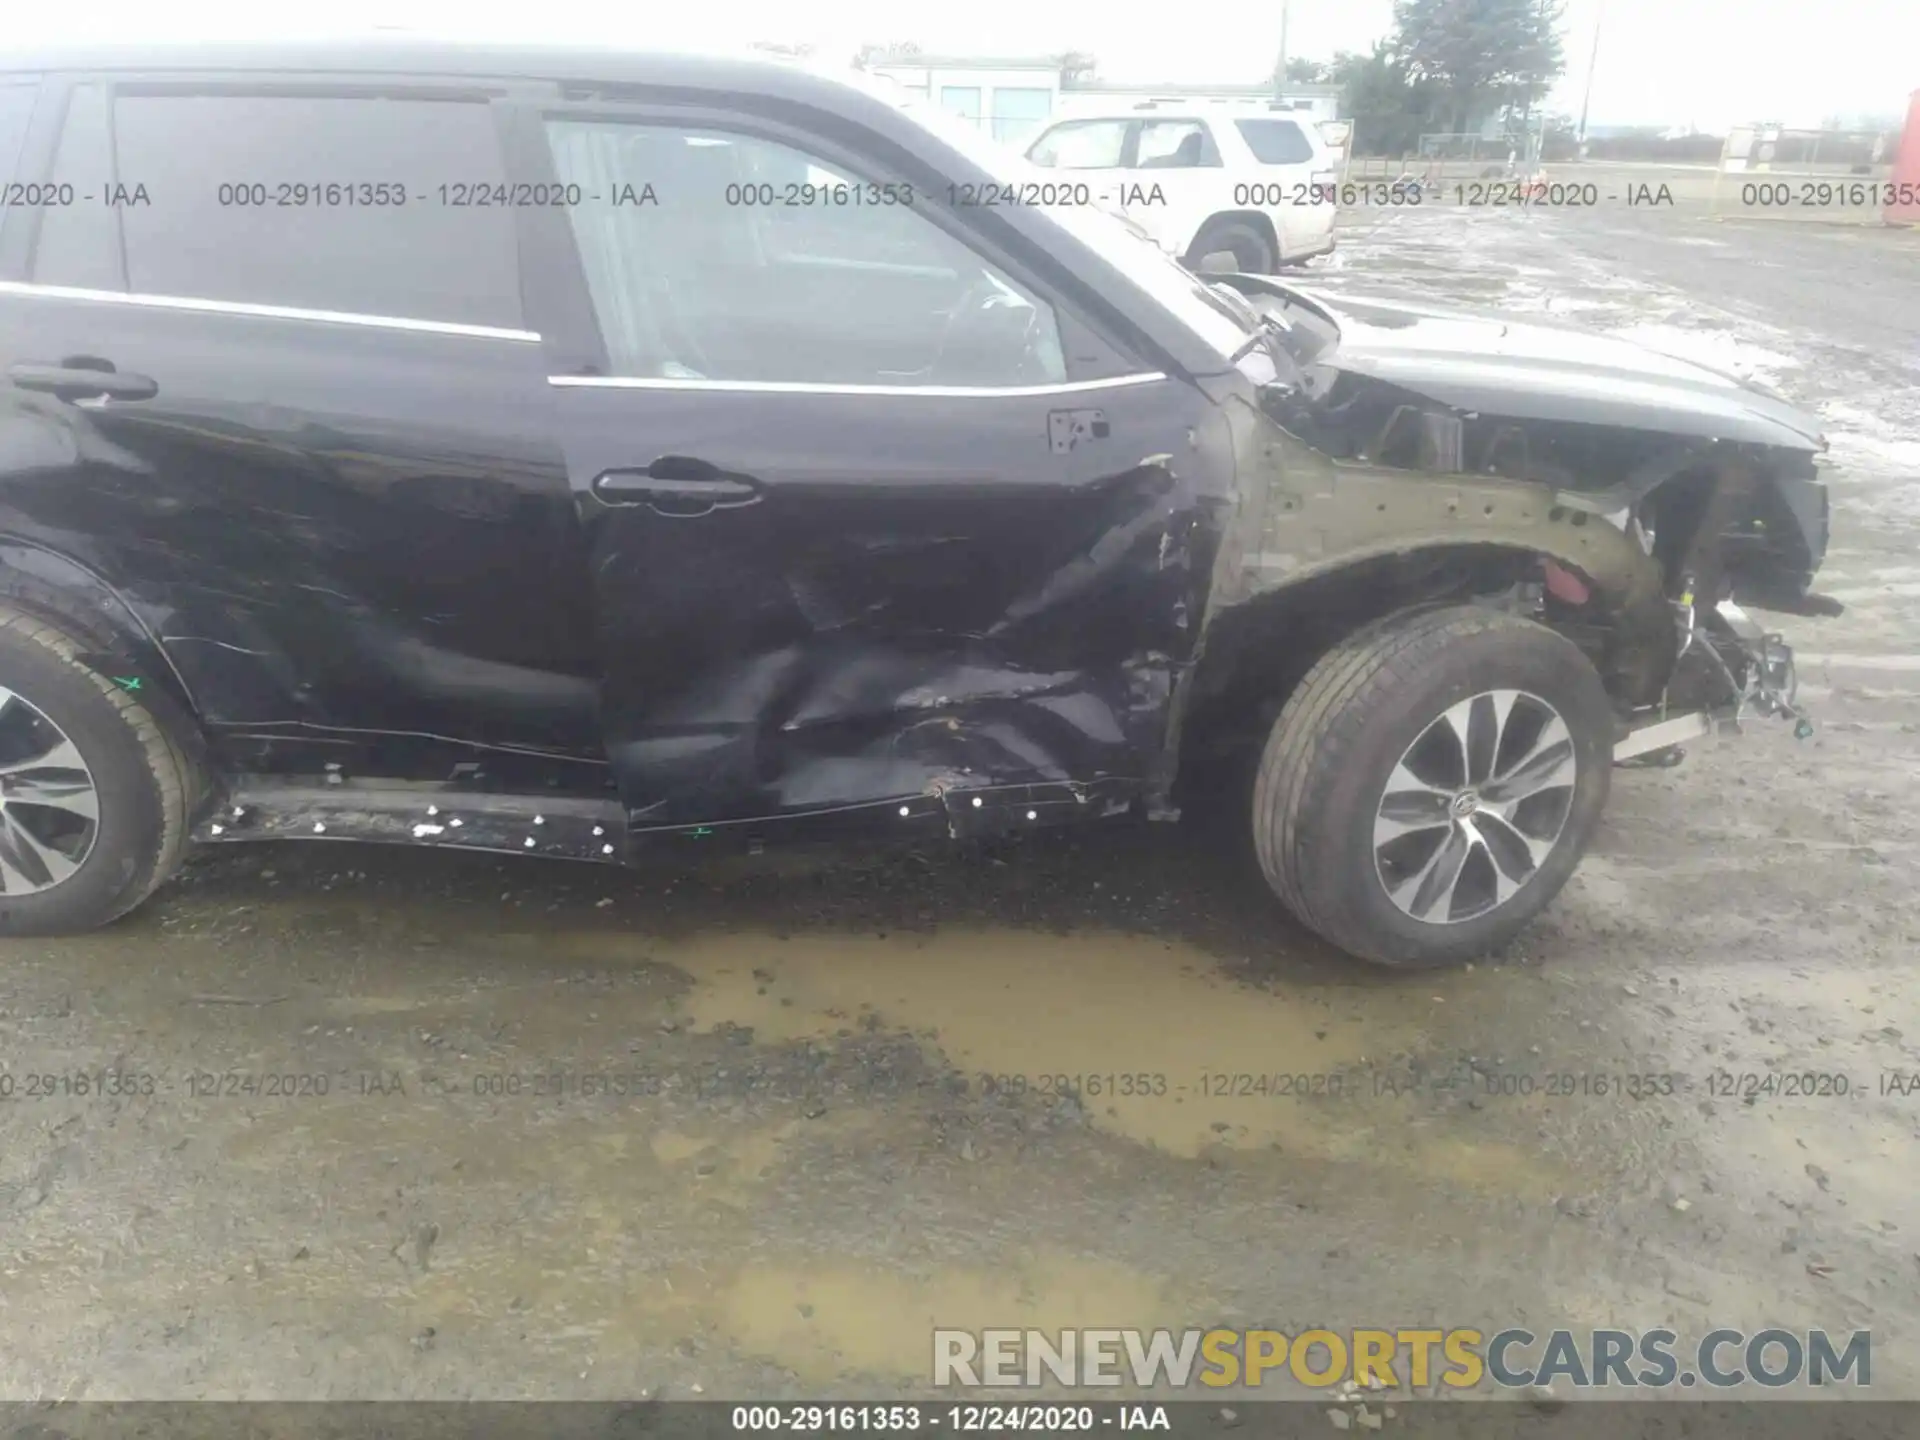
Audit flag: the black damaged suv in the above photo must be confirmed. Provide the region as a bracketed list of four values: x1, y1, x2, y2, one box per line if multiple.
[0, 41, 1835, 965]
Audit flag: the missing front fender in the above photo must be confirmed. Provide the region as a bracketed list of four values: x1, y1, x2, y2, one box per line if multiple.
[1614, 596, 1816, 768]
[1710, 599, 1815, 736]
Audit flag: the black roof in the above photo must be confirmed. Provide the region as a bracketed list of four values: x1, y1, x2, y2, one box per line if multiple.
[0, 36, 865, 100]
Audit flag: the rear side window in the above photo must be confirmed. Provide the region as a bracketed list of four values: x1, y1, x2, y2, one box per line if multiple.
[1234, 118, 1316, 165]
[112, 94, 524, 328]
[33, 84, 121, 289]
[0, 80, 36, 190]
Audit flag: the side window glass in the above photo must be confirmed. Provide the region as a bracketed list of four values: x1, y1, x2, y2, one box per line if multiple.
[33, 84, 121, 289]
[111, 94, 523, 327]
[1135, 121, 1220, 170]
[543, 121, 1067, 389]
[1234, 118, 1315, 165]
[1027, 120, 1127, 170]
[0, 81, 36, 190]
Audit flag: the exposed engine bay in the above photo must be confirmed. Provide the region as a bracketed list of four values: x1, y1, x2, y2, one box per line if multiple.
[1202, 272, 1843, 758]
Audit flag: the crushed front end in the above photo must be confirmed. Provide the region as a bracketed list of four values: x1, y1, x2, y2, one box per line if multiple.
[1191, 272, 1844, 775]
[1604, 448, 1837, 764]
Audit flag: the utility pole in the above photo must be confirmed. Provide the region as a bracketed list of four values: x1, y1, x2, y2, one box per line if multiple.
[1275, 0, 1291, 94]
[1576, 0, 1606, 144]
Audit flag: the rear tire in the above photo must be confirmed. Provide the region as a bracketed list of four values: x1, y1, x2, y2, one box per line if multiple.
[1252, 605, 1613, 968]
[1185, 218, 1277, 274]
[0, 605, 195, 936]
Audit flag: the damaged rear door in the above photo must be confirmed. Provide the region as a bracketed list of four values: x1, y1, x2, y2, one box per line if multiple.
[505, 98, 1207, 835]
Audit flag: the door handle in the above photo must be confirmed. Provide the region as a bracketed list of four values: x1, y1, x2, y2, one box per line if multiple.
[9, 359, 158, 402]
[592, 456, 762, 517]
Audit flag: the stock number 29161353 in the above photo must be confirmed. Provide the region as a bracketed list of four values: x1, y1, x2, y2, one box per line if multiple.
[974, 1072, 1168, 1097]
[723, 181, 915, 207]
[0, 1070, 157, 1098]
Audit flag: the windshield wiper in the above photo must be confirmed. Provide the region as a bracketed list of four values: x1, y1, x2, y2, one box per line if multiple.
[1210, 280, 1294, 331]
[1227, 309, 1298, 370]
[1228, 329, 1268, 366]
[1207, 280, 1295, 361]
[1207, 281, 1259, 329]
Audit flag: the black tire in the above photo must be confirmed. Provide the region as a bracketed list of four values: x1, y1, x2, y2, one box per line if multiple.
[1252, 605, 1613, 968]
[1186, 218, 1277, 274]
[0, 605, 195, 935]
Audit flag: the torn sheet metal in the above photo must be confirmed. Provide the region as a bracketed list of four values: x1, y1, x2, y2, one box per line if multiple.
[559, 368, 1229, 832]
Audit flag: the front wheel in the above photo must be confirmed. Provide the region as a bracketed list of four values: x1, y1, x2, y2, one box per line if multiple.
[1252, 605, 1614, 968]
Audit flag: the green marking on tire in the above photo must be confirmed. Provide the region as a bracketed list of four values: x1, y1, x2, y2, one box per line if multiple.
[113, 675, 143, 691]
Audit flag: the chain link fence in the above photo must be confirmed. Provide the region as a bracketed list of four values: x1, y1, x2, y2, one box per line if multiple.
[1709, 124, 1897, 223]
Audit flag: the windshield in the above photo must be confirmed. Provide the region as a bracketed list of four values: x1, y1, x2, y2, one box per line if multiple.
[865, 79, 1254, 366]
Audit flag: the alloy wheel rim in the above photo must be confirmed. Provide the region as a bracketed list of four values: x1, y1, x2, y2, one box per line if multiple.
[0, 687, 99, 895]
[1372, 688, 1578, 925]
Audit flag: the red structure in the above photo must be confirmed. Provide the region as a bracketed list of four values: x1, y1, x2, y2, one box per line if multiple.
[1887, 90, 1920, 226]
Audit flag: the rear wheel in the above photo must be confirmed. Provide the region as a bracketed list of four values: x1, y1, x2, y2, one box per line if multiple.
[0, 606, 195, 936]
[1252, 605, 1614, 968]
[1185, 217, 1277, 274]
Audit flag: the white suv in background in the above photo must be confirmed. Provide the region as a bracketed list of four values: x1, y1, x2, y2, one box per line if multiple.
[1024, 104, 1338, 274]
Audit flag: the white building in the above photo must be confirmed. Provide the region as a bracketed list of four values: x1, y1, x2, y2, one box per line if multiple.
[865, 54, 1342, 149]
[866, 56, 1061, 144]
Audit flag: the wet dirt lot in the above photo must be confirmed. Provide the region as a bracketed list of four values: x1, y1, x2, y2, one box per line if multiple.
[2, 206, 1918, 1403]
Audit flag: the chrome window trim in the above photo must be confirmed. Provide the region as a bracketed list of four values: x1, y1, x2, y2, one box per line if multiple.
[0, 281, 540, 342]
[545, 372, 1169, 398]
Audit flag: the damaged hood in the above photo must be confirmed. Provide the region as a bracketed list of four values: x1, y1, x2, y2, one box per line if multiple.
[1287, 286, 1828, 452]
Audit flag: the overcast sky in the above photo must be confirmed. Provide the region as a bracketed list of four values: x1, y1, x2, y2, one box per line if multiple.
[5, 0, 1910, 132]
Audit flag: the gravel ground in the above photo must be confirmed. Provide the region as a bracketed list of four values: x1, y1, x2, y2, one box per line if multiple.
[1, 205, 1917, 1405]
